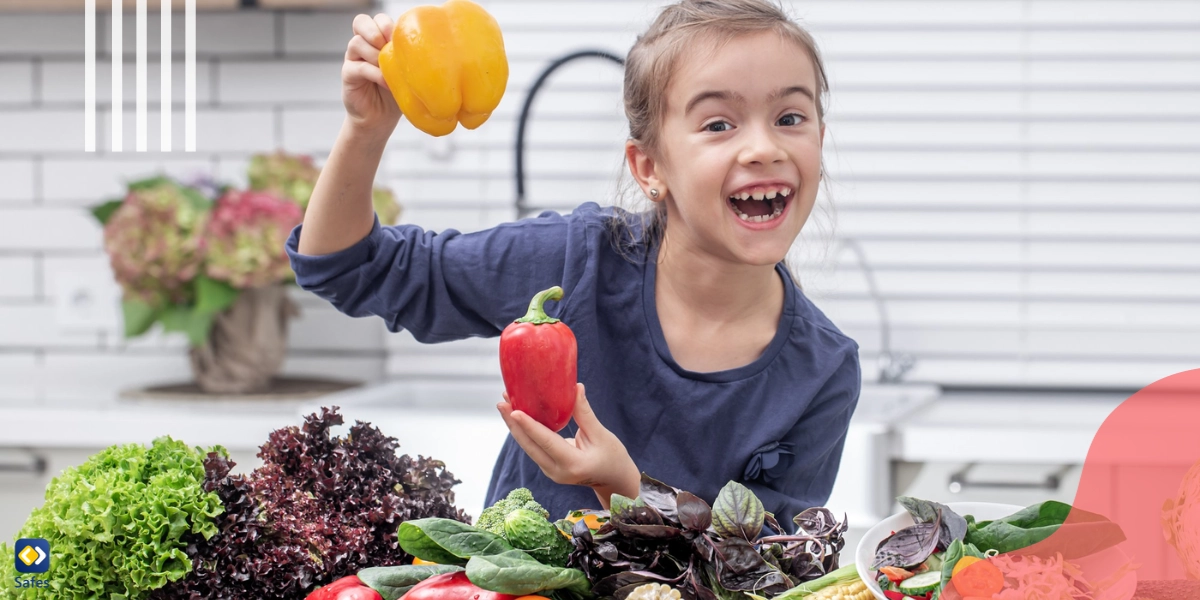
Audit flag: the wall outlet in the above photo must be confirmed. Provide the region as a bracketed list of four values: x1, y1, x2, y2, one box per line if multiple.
[55, 273, 121, 333]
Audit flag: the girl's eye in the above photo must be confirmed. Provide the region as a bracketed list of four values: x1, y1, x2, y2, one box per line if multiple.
[705, 121, 731, 133]
[777, 113, 805, 126]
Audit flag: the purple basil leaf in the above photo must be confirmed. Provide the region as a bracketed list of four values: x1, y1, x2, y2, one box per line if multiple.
[677, 492, 713, 532]
[871, 509, 943, 570]
[639, 474, 682, 524]
[711, 482, 764, 541]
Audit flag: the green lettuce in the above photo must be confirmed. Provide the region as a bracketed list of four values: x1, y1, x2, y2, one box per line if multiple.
[1, 437, 224, 600]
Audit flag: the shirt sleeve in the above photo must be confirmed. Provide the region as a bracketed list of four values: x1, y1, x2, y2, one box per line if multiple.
[745, 346, 862, 533]
[284, 208, 592, 343]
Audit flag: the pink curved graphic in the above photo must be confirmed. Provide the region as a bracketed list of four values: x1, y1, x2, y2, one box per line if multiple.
[938, 368, 1200, 600]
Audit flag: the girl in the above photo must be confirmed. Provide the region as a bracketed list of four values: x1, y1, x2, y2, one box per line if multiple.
[287, 0, 860, 530]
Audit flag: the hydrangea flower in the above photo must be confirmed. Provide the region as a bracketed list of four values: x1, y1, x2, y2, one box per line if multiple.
[203, 190, 304, 289]
[248, 151, 402, 225]
[103, 179, 207, 308]
[247, 152, 320, 209]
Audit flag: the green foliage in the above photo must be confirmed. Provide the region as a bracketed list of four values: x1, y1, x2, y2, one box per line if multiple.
[0, 438, 224, 600]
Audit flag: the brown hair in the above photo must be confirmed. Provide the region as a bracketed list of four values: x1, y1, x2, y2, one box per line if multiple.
[609, 0, 831, 256]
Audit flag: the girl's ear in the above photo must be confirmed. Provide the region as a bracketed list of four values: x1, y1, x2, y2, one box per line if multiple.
[625, 140, 667, 202]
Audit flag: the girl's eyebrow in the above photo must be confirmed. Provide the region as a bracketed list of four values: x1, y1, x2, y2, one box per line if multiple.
[685, 90, 743, 115]
[771, 85, 815, 103]
[684, 85, 814, 115]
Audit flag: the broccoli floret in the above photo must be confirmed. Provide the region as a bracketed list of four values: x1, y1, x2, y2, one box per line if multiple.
[475, 488, 549, 535]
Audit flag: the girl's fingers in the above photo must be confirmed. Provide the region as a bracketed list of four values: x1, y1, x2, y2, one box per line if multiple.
[352, 13, 385, 48]
[498, 405, 558, 468]
[373, 12, 395, 44]
[514, 410, 571, 461]
[571, 383, 604, 432]
[342, 60, 387, 89]
[346, 35, 380, 65]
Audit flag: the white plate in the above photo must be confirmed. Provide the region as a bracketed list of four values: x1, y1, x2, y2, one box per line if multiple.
[853, 502, 1136, 600]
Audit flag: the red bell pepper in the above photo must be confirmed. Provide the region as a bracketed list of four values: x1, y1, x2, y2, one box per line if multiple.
[404, 571, 518, 600]
[499, 286, 578, 432]
[305, 575, 383, 600]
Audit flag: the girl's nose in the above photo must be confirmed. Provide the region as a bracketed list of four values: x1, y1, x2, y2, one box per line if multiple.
[737, 124, 787, 165]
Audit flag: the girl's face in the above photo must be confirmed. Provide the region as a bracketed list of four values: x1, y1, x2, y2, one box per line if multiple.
[643, 31, 824, 267]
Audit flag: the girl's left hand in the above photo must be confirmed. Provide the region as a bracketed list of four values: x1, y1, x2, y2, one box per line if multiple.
[498, 383, 641, 509]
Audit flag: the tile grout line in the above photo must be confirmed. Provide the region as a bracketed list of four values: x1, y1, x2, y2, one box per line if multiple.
[32, 253, 44, 303]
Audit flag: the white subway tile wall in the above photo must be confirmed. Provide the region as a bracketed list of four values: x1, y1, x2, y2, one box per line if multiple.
[0, 5, 389, 402]
[1, 1, 1197, 401]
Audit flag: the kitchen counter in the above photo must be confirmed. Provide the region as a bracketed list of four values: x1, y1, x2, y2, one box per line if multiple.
[0, 395, 318, 451]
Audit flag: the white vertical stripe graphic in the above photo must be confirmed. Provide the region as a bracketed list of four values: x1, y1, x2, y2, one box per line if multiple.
[137, 0, 147, 152]
[111, 0, 122, 152]
[161, 0, 172, 151]
[186, 0, 196, 152]
[84, 0, 95, 152]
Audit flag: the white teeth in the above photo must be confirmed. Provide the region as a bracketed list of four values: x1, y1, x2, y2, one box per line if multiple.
[781, 187, 792, 196]
[765, 190, 777, 200]
[739, 192, 750, 201]
[751, 190, 765, 201]
[739, 212, 749, 220]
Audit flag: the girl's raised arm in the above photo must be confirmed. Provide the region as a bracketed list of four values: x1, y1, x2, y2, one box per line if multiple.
[298, 13, 401, 257]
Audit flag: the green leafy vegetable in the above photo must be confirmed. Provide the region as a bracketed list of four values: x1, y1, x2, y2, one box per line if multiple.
[0, 437, 223, 600]
[466, 550, 592, 596]
[609, 493, 636, 515]
[398, 518, 515, 565]
[936, 539, 986, 599]
[711, 481, 765, 541]
[358, 564, 464, 600]
[965, 501, 1125, 557]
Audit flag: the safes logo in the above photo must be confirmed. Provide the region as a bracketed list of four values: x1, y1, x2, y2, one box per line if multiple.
[13, 539, 49, 574]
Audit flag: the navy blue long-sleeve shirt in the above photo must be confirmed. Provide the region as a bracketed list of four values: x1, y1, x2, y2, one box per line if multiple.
[285, 202, 861, 530]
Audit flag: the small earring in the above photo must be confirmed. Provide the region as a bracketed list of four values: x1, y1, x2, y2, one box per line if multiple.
[649, 188, 659, 198]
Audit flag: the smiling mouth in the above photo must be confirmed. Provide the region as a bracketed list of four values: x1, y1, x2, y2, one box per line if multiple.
[727, 187, 792, 223]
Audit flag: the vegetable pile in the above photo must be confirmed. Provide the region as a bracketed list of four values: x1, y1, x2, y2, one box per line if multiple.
[568, 475, 848, 600]
[0, 437, 224, 600]
[304, 487, 592, 600]
[869, 497, 1127, 600]
[2, 407, 470, 600]
[304, 475, 862, 600]
[152, 407, 471, 599]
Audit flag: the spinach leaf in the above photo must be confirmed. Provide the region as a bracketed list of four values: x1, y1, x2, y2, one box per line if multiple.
[712, 481, 765, 541]
[465, 550, 592, 596]
[965, 502, 1124, 557]
[357, 565, 463, 600]
[397, 518, 514, 565]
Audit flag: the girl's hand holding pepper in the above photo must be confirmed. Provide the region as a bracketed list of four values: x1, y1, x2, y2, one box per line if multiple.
[343, 13, 402, 135]
[498, 383, 641, 509]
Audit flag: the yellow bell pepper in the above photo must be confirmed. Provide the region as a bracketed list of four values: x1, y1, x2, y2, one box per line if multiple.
[379, 0, 508, 137]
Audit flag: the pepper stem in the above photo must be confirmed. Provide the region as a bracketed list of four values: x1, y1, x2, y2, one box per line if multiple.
[514, 286, 563, 325]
